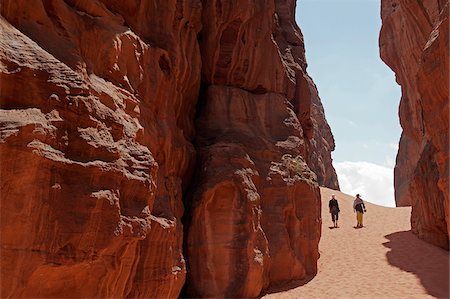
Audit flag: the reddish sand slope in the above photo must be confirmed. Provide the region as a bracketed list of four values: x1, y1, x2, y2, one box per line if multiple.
[263, 187, 449, 299]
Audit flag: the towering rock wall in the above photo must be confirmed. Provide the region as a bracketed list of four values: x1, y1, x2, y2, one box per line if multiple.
[185, 1, 336, 297]
[0, 0, 338, 297]
[380, 0, 449, 250]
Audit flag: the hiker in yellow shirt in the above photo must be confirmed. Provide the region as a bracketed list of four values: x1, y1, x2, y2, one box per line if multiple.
[353, 194, 367, 228]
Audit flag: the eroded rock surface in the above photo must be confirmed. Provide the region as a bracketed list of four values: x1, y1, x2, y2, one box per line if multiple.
[0, 0, 201, 297]
[380, 0, 449, 249]
[185, 1, 332, 297]
[186, 86, 321, 297]
[0, 0, 338, 297]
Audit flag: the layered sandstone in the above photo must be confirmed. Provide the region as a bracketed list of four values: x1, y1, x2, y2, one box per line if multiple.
[197, 0, 339, 190]
[185, 1, 331, 297]
[380, 0, 449, 249]
[186, 86, 321, 297]
[0, 0, 338, 298]
[308, 86, 339, 190]
[0, 0, 201, 297]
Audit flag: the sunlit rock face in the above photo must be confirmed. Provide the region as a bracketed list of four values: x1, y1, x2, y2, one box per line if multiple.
[0, 1, 201, 297]
[185, 1, 337, 297]
[380, 0, 449, 250]
[0, 0, 337, 297]
[195, 0, 339, 188]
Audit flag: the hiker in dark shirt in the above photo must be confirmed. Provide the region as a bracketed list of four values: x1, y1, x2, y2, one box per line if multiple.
[353, 194, 367, 228]
[329, 194, 340, 228]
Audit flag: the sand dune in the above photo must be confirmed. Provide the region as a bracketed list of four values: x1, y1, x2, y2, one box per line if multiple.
[262, 187, 449, 299]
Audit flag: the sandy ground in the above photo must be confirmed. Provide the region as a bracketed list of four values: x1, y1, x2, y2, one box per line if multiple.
[262, 187, 449, 299]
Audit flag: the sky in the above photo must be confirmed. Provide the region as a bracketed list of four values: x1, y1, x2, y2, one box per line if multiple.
[296, 0, 402, 207]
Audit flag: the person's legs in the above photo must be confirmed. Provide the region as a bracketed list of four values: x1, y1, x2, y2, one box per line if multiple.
[335, 213, 339, 227]
[357, 212, 363, 227]
[332, 213, 336, 227]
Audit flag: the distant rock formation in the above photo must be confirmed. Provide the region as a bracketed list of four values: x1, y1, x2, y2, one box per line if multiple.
[380, 0, 449, 250]
[0, 0, 338, 297]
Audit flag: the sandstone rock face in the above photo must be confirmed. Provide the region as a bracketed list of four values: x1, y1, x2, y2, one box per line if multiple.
[380, 0, 449, 249]
[186, 86, 321, 297]
[185, 1, 332, 297]
[0, 0, 201, 297]
[0, 0, 337, 297]
[198, 0, 339, 191]
[308, 86, 339, 190]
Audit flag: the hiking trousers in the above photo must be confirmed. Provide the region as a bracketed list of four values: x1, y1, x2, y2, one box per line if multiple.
[356, 211, 363, 226]
[331, 212, 339, 222]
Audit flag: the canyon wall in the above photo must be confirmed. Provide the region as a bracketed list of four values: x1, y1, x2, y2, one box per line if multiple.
[380, 0, 449, 249]
[0, 0, 202, 297]
[185, 1, 336, 297]
[0, 0, 338, 297]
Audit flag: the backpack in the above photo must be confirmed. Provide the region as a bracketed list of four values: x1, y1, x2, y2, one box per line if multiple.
[355, 203, 364, 213]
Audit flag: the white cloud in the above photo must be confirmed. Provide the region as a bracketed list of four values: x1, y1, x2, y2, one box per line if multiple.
[335, 161, 395, 207]
[383, 155, 395, 168]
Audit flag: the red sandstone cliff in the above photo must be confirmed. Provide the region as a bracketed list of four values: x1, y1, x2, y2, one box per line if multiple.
[0, 0, 338, 297]
[0, 1, 201, 297]
[380, 0, 449, 250]
[186, 1, 334, 297]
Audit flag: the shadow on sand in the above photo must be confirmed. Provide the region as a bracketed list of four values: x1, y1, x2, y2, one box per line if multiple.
[383, 230, 449, 298]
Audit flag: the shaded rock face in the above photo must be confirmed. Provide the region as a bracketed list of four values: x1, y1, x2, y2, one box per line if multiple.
[380, 0, 449, 250]
[186, 86, 321, 297]
[0, 0, 337, 298]
[185, 1, 334, 297]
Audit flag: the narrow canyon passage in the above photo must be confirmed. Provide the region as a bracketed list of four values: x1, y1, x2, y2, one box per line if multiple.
[262, 188, 449, 299]
[0, 0, 448, 297]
